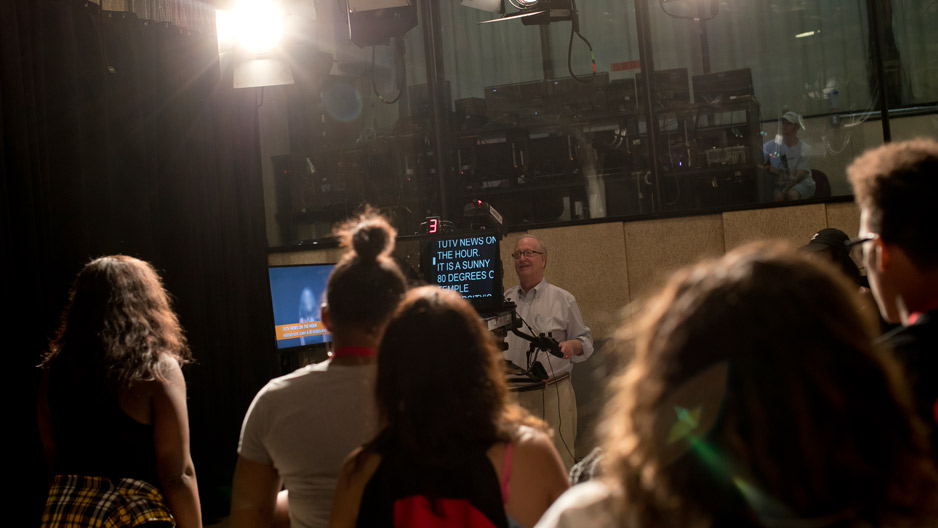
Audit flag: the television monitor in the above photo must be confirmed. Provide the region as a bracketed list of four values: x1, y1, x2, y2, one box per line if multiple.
[268, 264, 335, 350]
[422, 232, 504, 315]
[692, 68, 754, 105]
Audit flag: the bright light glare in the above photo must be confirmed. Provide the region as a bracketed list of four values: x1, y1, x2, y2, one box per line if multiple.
[215, 10, 234, 53]
[795, 30, 819, 38]
[232, 1, 284, 54]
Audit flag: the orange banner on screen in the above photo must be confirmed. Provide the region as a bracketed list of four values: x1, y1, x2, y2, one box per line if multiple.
[276, 321, 329, 341]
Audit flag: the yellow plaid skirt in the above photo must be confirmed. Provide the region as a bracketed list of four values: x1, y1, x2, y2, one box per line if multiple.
[41, 475, 174, 528]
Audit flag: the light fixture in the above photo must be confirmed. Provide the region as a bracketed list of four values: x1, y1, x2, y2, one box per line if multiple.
[231, 0, 285, 54]
[479, 0, 571, 26]
[216, 1, 294, 89]
[795, 30, 820, 38]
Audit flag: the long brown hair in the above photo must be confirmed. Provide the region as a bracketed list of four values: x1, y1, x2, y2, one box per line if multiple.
[42, 255, 191, 391]
[602, 242, 938, 527]
[366, 286, 538, 468]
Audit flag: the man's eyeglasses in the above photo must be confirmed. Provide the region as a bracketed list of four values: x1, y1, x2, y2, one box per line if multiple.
[511, 250, 544, 260]
[844, 235, 876, 248]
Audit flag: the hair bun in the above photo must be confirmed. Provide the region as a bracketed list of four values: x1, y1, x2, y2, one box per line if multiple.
[335, 207, 398, 263]
[352, 220, 393, 262]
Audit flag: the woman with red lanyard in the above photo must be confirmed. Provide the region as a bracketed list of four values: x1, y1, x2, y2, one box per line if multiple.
[231, 209, 407, 528]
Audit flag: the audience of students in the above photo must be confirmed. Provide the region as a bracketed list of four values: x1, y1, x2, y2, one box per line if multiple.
[231, 211, 407, 528]
[37, 256, 201, 528]
[536, 243, 938, 528]
[36, 139, 938, 528]
[329, 286, 570, 528]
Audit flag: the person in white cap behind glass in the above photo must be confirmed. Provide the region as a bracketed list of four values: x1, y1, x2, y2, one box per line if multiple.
[763, 111, 815, 201]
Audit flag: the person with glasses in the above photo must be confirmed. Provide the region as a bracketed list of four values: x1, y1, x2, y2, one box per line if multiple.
[504, 234, 593, 469]
[847, 138, 938, 460]
[536, 243, 938, 528]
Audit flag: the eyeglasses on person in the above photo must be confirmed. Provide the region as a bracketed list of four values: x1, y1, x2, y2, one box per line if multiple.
[511, 250, 544, 260]
[844, 235, 876, 248]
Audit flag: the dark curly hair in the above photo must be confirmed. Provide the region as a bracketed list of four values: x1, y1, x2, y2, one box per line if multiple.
[601, 242, 938, 527]
[42, 255, 191, 391]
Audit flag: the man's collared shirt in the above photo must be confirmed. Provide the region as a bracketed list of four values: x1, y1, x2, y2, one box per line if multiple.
[504, 278, 593, 378]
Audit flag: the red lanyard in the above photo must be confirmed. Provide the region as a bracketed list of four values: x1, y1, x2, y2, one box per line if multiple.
[332, 346, 376, 358]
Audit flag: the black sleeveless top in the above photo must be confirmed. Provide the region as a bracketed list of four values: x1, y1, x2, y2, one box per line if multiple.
[357, 448, 509, 528]
[48, 367, 160, 487]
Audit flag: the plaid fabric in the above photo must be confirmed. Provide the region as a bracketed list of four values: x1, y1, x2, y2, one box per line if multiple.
[41, 474, 175, 528]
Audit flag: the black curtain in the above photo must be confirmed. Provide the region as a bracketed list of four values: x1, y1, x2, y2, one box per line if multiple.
[2, 1, 280, 522]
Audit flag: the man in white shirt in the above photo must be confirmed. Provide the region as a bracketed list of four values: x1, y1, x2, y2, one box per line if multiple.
[504, 234, 593, 468]
[764, 111, 815, 201]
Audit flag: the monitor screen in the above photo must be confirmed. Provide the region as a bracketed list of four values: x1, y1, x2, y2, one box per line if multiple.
[268, 264, 335, 350]
[422, 232, 504, 314]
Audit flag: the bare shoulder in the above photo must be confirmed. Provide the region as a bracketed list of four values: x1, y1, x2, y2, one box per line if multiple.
[142, 354, 186, 406]
[148, 354, 186, 396]
[511, 424, 569, 494]
[512, 424, 555, 453]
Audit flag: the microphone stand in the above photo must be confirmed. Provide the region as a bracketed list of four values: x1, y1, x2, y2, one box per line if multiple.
[507, 307, 564, 383]
[505, 299, 563, 390]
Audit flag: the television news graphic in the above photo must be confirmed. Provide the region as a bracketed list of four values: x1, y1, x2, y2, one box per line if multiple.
[268, 264, 335, 351]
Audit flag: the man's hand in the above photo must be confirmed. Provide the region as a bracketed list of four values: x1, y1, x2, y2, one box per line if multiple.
[558, 339, 583, 360]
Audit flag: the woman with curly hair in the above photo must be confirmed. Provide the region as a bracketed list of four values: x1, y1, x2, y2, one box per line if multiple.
[537, 243, 938, 528]
[329, 286, 570, 528]
[38, 255, 200, 527]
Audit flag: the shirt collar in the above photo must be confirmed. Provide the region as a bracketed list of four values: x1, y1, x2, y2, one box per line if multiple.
[519, 277, 548, 299]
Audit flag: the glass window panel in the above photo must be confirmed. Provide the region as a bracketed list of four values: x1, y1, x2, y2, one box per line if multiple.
[255, 0, 938, 245]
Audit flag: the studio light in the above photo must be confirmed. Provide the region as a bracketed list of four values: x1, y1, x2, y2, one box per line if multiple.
[479, 0, 571, 26]
[232, 0, 285, 54]
[216, 1, 295, 89]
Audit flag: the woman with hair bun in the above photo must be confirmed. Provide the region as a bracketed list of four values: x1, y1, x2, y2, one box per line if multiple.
[232, 209, 407, 528]
[38, 255, 200, 527]
[536, 243, 938, 528]
[329, 286, 570, 528]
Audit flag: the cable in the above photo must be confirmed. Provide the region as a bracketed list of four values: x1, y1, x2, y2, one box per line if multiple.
[545, 352, 576, 464]
[567, 0, 596, 84]
[371, 45, 403, 104]
[515, 307, 575, 462]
